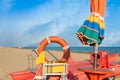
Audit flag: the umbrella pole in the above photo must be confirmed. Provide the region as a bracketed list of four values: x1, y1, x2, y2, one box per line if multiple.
[93, 43, 98, 70]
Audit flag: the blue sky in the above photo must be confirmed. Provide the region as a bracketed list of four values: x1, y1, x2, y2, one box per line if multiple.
[0, 0, 120, 47]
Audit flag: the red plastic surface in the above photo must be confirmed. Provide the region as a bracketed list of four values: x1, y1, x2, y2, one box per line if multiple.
[10, 70, 35, 80]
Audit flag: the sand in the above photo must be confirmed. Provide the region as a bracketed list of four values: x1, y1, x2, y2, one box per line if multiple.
[0, 47, 120, 80]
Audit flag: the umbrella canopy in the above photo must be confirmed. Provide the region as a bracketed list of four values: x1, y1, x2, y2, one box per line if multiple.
[76, 0, 106, 46]
[76, 0, 106, 69]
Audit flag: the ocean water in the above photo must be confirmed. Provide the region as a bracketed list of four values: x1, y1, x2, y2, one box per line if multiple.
[25, 46, 120, 54]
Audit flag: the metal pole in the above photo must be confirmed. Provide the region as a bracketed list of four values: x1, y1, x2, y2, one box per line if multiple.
[47, 50, 59, 62]
[31, 55, 33, 69]
[32, 50, 39, 57]
[93, 43, 98, 70]
[27, 55, 30, 68]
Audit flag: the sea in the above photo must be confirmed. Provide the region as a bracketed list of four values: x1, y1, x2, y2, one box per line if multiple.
[24, 46, 120, 54]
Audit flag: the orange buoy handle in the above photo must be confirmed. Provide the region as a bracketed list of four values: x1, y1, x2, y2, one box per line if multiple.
[36, 36, 70, 62]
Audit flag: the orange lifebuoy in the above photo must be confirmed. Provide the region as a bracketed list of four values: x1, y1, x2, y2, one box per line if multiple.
[36, 36, 70, 62]
[34, 65, 42, 80]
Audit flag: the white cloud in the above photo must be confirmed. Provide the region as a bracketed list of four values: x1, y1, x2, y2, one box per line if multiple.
[2, 0, 119, 47]
[0, 0, 90, 46]
[103, 32, 120, 46]
[22, 1, 89, 46]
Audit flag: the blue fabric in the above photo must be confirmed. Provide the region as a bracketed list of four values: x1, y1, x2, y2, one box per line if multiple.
[83, 20, 104, 37]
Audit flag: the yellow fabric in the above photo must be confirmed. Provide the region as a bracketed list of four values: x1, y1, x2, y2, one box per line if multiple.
[36, 51, 45, 65]
[87, 15, 104, 29]
[44, 63, 67, 73]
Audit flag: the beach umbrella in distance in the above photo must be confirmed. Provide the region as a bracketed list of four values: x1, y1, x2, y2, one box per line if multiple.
[76, 0, 106, 69]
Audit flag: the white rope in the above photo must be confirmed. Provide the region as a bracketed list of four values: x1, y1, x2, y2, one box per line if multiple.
[91, 12, 104, 21]
[46, 37, 51, 44]
[63, 46, 69, 50]
[34, 76, 42, 79]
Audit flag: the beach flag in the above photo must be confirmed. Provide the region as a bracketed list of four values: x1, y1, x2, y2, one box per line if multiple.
[76, 0, 106, 46]
[36, 51, 45, 65]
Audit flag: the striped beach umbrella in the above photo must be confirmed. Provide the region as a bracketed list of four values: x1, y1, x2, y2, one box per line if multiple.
[76, 0, 106, 69]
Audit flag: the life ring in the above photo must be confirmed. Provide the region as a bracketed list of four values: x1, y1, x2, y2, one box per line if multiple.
[34, 65, 42, 80]
[36, 36, 70, 62]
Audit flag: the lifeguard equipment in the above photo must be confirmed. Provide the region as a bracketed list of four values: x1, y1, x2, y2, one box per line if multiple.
[43, 62, 68, 74]
[36, 51, 45, 65]
[36, 36, 70, 62]
[34, 62, 68, 80]
[44, 62, 68, 80]
[34, 65, 43, 80]
[90, 51, 119, 64]
[34, 36, 70, 80]
[10, 70, 35, 80]
[90, 51, 108, 64]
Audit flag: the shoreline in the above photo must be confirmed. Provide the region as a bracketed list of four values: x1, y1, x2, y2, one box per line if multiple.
[1, 46, 120, 54]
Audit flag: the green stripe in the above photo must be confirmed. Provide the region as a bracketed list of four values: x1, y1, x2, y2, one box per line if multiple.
[77, 26, 103, 45]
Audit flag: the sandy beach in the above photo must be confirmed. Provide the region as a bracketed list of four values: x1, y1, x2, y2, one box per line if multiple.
[0, 47, 120, 80]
